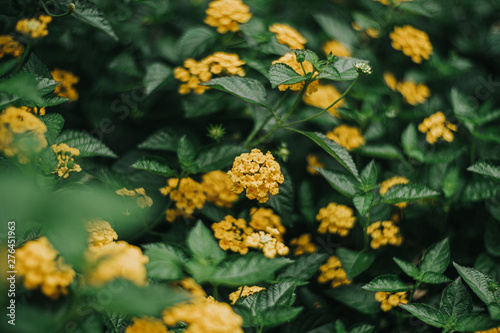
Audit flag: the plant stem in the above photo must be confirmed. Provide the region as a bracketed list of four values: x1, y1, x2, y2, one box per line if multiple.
[40, 0, 74, 17]
[13, 40, 32, 74]
[408, 281, 421, 302]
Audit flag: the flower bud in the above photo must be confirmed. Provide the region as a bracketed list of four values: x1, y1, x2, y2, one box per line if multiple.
[355, 62, 372, 75]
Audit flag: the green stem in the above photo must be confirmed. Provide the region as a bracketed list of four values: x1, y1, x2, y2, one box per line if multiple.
[13, 40, 32, 74]
[408, 281, 421, 303]
[244, 114, 273, 148]
[281, 80, 309, 124]
[40, 0, 74, 17]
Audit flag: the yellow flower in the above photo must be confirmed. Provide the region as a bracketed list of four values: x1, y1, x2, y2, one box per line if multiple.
[318, 256, 351, 288]
[0, 35, 24, 58]
[367, 221, 403, 249]
[246, 229, 289, 258]
[85, 219, 118, 247]
[202, 170, 239, 208]
[306, 154, 325, 175]
[396, 80, 430, 105]
[383, 72, 398, 91]
[19, 106, 46, 116]
[16, 15, 52, 38]
[418, 111, 457, 144]
[303, 83, 344, 117]
[51, 143, 82, 178]
[116, 187, 153, 208]
[326, 125, 365, 150]
[160, 178, 207, 222]
[212, 215, 254, 255]
[229, 285, 265, 304]
[0, 106, 47, 164]
[322, 40, 351, 57]
[272, 53, 318, 95]
[475, 327, 500, 333]
[269, 23, 307, 49]
[379, 176, 410, 208]
[248, 207, 285, 240]
[227, 148, 284, 203]
[125, 317, 170, 333]
[352, 22, 380, 39]
[204, 0, 252, 34]
[375, 291, 408, 311]
[51, 69, 79, 101]
[16, 237, 75, 299]
[316, 203, 356, 236]
[289, 233, 317, 256]
[390, 25, 432, 63]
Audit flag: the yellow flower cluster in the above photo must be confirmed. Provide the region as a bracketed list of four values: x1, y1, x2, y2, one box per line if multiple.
[303, 84, 344, 117]
[418, 111, 457, 144]
[229, 285, 265, 304]
[0, 35, 24, 58]
[204, 0, 252, 34]
[272, 53, 319, 95]
[383, 72, 398, 91]
[160, 178, 207, 222]
[384, 73, 430, 106]
[306, 154, 325, 175]
[86, 219, 118, 247]
[246, 228, 289, 258]
[125, 317, 170, 333]
[326, 125, 365, 151]
[51, 143, 82, 178]
[318, 256, 351, 288]
[170, 277, 207, 299]
[227, 148, 284, 203]
[316, 203, 356, 236]
[379, 176, 410, 208]
[116, 187, 154, 208]
[248, 207, 285, 240]
[375, 291, 408, 312]
[16, 15, 52, 38]
[367, 221, 403, 249]
[375, 0, 412, 5]
[322, 40, 351, 57]
[162, 296, 244, 333]
[212, 215, 254, 254]
[269, 23, 307, 49]
[20, 106, 46, 116]
[390, 25, 432, 64]
[0, 106, 47, 164]
[289, 233, 317, 255]
[174, 52, 246, 95]
[202, 170, 239, 208]
[51, 69, 79, 101]
[476, 327, 500, 333]
[16, 237, 75, 299]
[352, 22, 380, 39]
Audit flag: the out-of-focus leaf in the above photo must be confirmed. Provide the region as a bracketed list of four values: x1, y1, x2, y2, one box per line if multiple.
[401, 124, 425, 161]
[138, 127, 186, 151]
[186, 220, 226, 265]
[143, 242, 187, 281]
[177, 26, 217, 60]
[337, 248, 375, 280]
[485, 219, 500, 257]
[0, 72, 43, 105]
[194, 144, 244, 172]
[313, 13, 358, 48]
[144, 62, 172, 95]
[462, 180, 500, 202]
[72, 0, 118, 40]
[278, 253, 328, 281]
[325, 284, 380, 314]
[267, 167, 294, 225]
[204, 76, 268, 108]
[443, 164, 460, 198]
[356, 144, 401, 160]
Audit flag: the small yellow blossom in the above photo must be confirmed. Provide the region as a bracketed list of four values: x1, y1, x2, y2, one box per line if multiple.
[16, 15, 52, 38]
[303, 84, 344, 117]
[51, 143, 82, 178]
[318, 256, 351, 288]
[160, 178, 207, 222]
[306, 154, 325, 175]
[0, 106, 47, 164]
[326, 125, 365, 150]
[126, 317, 170, 333]
[19, 106, 46, 116]
[272, 53, 318, 95]
[475, 327, 500, 333]
[289, 233, 317, 255]
[396, 80, 430, 105]
[418, 111, 457, 144]
[322, 40, 351, 57]
[383, 72, 398, 91]
[227, 148, 284, 203]
[248, 207, 285, 240]
[204, 0, 252, 34]
[246, 229, 289, 259]
[316, 203, 356, 236]
[390, 25, 432, 63]
[352, 22, 380, 39]
[375, 291, 408, 311]
[269, 23, 307, 49]
[229, 285, 265, 304]
[51, 69, 79, 101]
[212, 215, 253, 255]
[202, 170, 239, 208]
[170, 277, 207, 300]
[0, 35, 24, 58]
[85, 219, 118, 247]
[367, 221, 403, 249]
[379, 176, 410, 208]
[116, 187, 153, 208]
[16, 237, 75, 299]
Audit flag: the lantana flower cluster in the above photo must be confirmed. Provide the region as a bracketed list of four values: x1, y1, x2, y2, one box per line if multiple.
[322, 40, 351, 57]
[418, 111, 457, 144]
[272, 53, 318, 95]
[352, 22, 380, 39]
[318, 256, 351, 288]
[384, 72, 430, 106]
[269, 23, 307, 49]
[204, 0, 252, 34]
[51, 143, 82, 178]
[375, 291, 409, 312]
[248, 207, 285, 239]
[367, 221, 403, 249]
[390, 25, 433, 63]
[229, 285, 265, 304]
[246, 228, 290, 259]
[212, 215, 254, 255]
[202, 170, 239, 208]
[116, 187, 154, 209]
[16, 15, 52, 38]
[316, 202, 357, 236]
[303, 83, 345, 117]
[51, 69, 79, 101]
[475, 327, 500, 333]
[289, 233, 317, 256]
[326, 125, 365, 151]
[0, 35, 24, 58]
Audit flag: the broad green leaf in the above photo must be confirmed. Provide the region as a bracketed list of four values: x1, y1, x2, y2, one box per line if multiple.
[316, 168, 359, 198]
[131, 156, 176, 177]
[424, 146, 466, 164]
[57, 130, 117, 158]
[442, 164, 460, 198]
[462, 180, 500, 202]
[360, 160, 377, 188]
[268, 63, 307, 88]
[294, 49, 319, 65]
[472, 126, 500, 144]
[337, 248, 375, 280]
[393, 257, 420, 279]
[349, 323, 375, 333]
[204, 77, 268, 108]
[454, 263, 500, 306]
[39, 96, 69, 107]
[475, 252, 500, 281]
[194, 144, 244, 172]
[420, 238, 450, 274]
[236, 282, 297, 312]
[399, 303, 446, 328]
[177, 26, 217, 60]
[325, 284, 380, 314]
[144, 62, 172, 95]
[38, 146, 58, 175]
[100, 312, 128, 333]
[401, 124, 425, 162]
[177, 135, 197, 169]
[278, 253, 328, 282]
[455, 313, 499, 332]
[419, 272, 452, 284]
[450, 88, 476, 129]
[353, 192, 375, 216]
[362, 274, 412, 292]
[138, 127, 188, 151]
[335, 321, 347, 333]
[209, 253, 293, 286]
[267, 167, 294, 225]
[186, 221, 226, 265]
[468, 161, 500, 181]
[475, 109, 500, 126]
[109, 53, 140, 77]
[41, 113, 65, 144]
[0, 72, 43, 105]
[298, 180, 316, 223]
[143, 242, 187, 281]
[22, 53, 60, 95]
[185, 259, 217, 283]
[485, 219, 500, 257]
[73, 0, 118, 40]
[381, 183, 440, 204]
[440, 278, 472, 319]
[0, 58, 16, 77]
[489, 303, 500, 320]
[317, 57, 361, 81]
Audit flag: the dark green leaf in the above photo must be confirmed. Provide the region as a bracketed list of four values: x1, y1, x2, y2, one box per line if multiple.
[424, 146, 466, 164]
[455, 313, 499, 332]
[22, 54, 60, 95]
[316, 168, 359, 198]
[472, 126, 500, 144]
[138, 127, 187, 151]
[38, 146, 58, 175]
[489, 303, 500, 320]
[357, 144, 402, 160]
[100, 312, 128, 333]
[57, 130, 117, 158]
[353, 192, 375, 216]
[450, 88, 476, 129]
[440, 278, 472, 319]
[204, 77, 268, 108]
[144, 62, 172, 95]
[468, 161, 500, 182]
[419, 272, 452, 284]
[186, 220, 226, 265]
[177, 26, 217, 60]
[335, 321, 347, 333]
[278, 253, 328, 281]
[360, 160, 377, 187]
[131, 156, 176, 177]
[267, 166, 294, 225]
[443, 164, 460, 198]
[41, 113, 65, 144]
[349, 323, 375, 333]
[143, 242, 187, 281]
[393, 257, 420, 279]
[382, 183, 440, 204]
[485, 219, 500, 257]
[325, 284, 380, 314]
[268, 63, 306, 88]
[109, 53, 140, 77]
[177, 135, 196, 168]
[0, 58, 17, 77]
[317, 57, 361, 81]
[72, 0, 118, 40]
[399, 303, 446, 328]
[194, 144, 244, 172]
[312, 13, 358, 48]
[462, 180, 500, 202]
[362, 274, 412, 292]
[337, 248, 375, 280]
[0, 72, 42, 105]
[454, 263, 500, 306]
[420, 238, 450, 274]
[401, 124, 425, 162]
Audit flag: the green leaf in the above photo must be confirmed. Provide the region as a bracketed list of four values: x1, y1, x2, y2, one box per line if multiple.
[455, 313, 500, 332]
[0, 72, 43, 105]
[362, 274, 412, 292]
[144, 62, 172, 95]
[454, 263, 500, 306]
[360, 160, 377, 188]
[41, 113, 65, 144]
[316, 168, 359, 198]
[357, 144, 402, 159]
[485, 219, 500, 257]
[182, 93, 221, 118]
[177, 26, 217, 60]
[381, 183, 440, 204]
[268, 63, 306, 88]
[109, 53, 140, 77]
[489, 303, 500, 320]
[177, 135, 197, 169]
[472, 126, 500, 144]
[57, 130, 117, 158]
[186, 220, 226, 265]
[294, 49, 319, 65]
[131, 156, 176, 177]
[143, 242, 187, 281]
[38, 146, 58, 175]
[22, 54, 60, 95]
[0, 58, 17, 77]
[337, 248, 375, 280]
[419, 272, 452, 284]
[278, 253, 328, 281]
[399, 303, 447, 328]
[420, 238, 450, 274]
[424, 146, 467, 164]
[443, 164, 460, 198]
[194, 144, 244, 172]
[100, 312, 128, 333]
[335, 321, 347, 333]
[72, 0, 118, 40]
[440, 278, 472, 319]
[204, 77, 269, 108]
[462, 180, 500, 202]
[353, 193, 375, 216]
[393, 257, 420, 279]
[450, 87, 476, 129]
[312, 13, 358, 48]
[317, 57, 361, 81]
[138, 127, 186, 151]
[468, 161, 500, 181]
[401, 124, 425, 162]
[349, 323, 375, 333]
[325, 284, 380, 314]
[209, 253, 293, 286]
